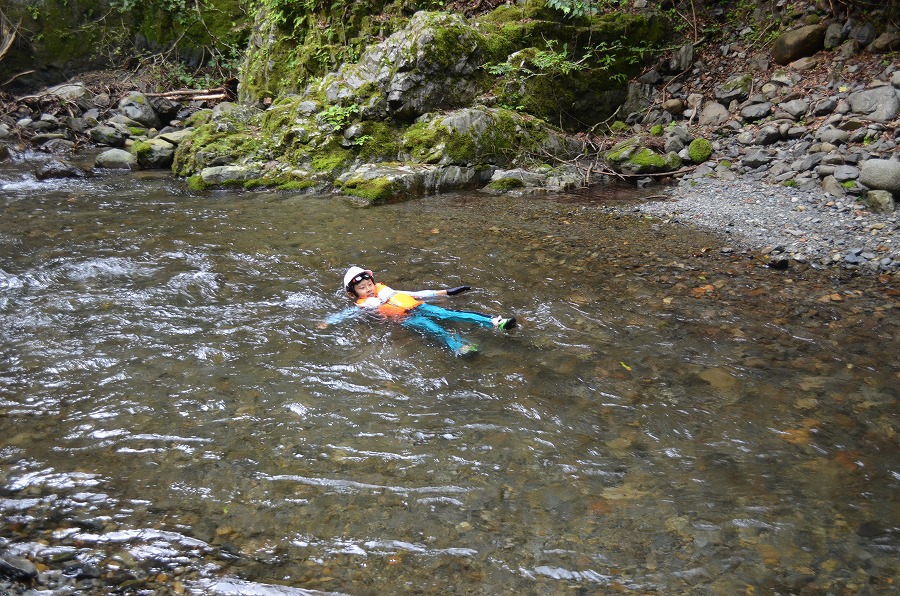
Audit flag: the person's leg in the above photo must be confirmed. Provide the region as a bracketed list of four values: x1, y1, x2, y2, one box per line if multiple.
[415, 303, 495, 329]
[401, 311, 469, 353]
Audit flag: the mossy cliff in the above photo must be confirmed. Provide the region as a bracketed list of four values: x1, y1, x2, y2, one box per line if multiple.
[174, 1, 671, 202]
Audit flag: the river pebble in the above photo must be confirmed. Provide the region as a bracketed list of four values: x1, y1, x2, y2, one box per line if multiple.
[630, 177, 900, 274]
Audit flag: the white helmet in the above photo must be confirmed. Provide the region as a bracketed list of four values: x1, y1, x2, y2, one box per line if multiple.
[343, 266, 374, 294]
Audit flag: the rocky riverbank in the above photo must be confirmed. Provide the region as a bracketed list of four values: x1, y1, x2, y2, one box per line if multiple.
[0, 0, 897, 277]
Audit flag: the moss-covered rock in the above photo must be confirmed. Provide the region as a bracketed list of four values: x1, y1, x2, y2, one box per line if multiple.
[688, 137, 713, 163]
[606, 136, 681, 175]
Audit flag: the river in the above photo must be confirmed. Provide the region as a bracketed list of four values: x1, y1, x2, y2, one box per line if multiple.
[1, 150, 897, 594]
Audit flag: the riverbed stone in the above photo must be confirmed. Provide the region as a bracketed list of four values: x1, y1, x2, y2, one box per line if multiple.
[46, 82, 97, 111]
[741, 102, 772, 122]
[95, 148, 139, 170]
[0, 554, 38, 581]
[859, 159, 900, 194]
[200, 164, 262, 185]
[833, 165, 860, 182]
[821, 175, 846, 197]
[816, 127, 849, 145]
[847, 86, 900, 122]
[742, 148, 773, 168]
[698, 102, 730, 126]
[778, 99, 809, 119]
[865, 190, 896, 213]
[715, 74, 753, 103]
[772, 24, 826, 65]
[118, 92, 161, 129]
[35, 159, 89, 180]
[132, 138, 176, 169]
[89, 125, 127, 147]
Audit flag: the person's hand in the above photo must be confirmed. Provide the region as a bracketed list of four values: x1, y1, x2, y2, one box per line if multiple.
[446, 285, 471, 296]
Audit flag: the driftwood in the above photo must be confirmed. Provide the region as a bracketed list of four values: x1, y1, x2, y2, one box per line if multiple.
[590, 164, 701, 180]
[0, 13, 18, 62]
[145, 78, 238, 102]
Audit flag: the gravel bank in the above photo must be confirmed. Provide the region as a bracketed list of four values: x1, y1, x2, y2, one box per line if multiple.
[630, 176, 900, 274]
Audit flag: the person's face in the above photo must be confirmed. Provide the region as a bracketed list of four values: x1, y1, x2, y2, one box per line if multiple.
[352, 277, 377, 298]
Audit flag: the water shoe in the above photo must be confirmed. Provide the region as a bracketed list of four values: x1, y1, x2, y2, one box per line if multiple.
[492, 316, 517, 331]
[455, 344, 479, 357]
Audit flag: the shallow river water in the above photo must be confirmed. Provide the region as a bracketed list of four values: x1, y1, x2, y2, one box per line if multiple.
[1, 152, 898, 594]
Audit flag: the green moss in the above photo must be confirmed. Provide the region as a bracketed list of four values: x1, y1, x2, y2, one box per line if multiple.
[184, 110, 213, 128]
[782, 179, 798, 187]
[610, 121, 630, 133]
[403, 121, 452, 164]
[311, 146, 352, 174]
[630, 148, 666, 168]
[688, 138, 712, 163]
[486, 177, 525, 191]
[356, 122, 401, 161]
[649, 124, 664, 136]
[186, 175, 207, 191]
[339, 176, 398, 203]
[130, 140, 152, 160]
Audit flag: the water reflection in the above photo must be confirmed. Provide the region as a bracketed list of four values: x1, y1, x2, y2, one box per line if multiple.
[0, 153, 897, 594]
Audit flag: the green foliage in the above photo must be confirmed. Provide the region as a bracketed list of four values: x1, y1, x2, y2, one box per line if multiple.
[546, 0, 628, 19]
[318, 104, 359, 131]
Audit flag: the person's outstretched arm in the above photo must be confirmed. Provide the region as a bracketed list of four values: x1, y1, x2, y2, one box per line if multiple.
[317, 306, 361, 329]
[398, 285, 471, 300]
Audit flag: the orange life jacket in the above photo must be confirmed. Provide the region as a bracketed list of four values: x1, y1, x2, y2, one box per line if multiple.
[356, 283, 422, 317]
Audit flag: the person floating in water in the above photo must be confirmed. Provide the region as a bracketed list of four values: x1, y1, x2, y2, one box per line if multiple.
[318, 266, 516, 356]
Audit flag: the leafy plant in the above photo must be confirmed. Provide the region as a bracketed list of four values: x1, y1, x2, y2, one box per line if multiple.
[318, 104, 359, 130]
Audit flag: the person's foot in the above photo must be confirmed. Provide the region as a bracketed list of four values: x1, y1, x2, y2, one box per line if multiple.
[491, 316, 517, 331]
[455, 344, 479, 357]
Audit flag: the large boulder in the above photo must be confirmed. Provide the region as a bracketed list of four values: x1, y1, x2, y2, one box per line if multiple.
[859, 159, 900, 195]
[316, 12, 485, 121]
[400, 106, 580, 168]
[336, 162, 486, 203]
[771, 25, 826, 65]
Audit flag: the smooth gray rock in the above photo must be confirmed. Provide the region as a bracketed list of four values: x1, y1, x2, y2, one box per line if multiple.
[698, 102, 730, 126]
[118, 92, 161, 129]
[95, 148, 138, 170]
[865, 189, 896, 213]
[847, 86, 900, 122]
[859, 159, 900, 194]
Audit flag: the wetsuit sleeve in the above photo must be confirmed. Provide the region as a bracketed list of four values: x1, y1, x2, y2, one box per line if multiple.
[323, 306, 362, 326]
[396, 289, 441, 300]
